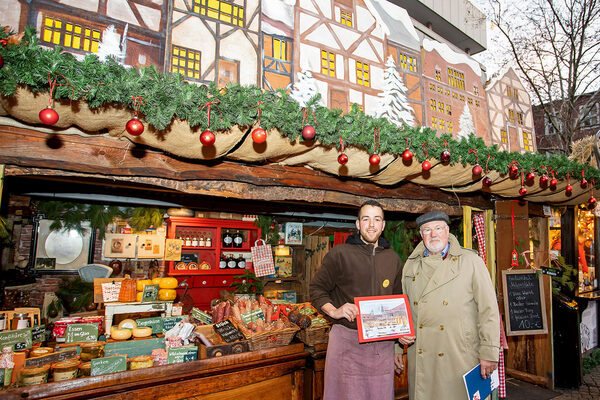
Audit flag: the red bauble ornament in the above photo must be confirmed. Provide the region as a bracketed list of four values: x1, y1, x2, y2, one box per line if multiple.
[540, 175, 549, 186]
[200, 129, 215, 146]
[519, 186, 527, 196]
[509, 164, 519, 177]
[581, 178, 588, 188]
[526, 172, 535, 184]
[482, 176, 493, 187]
[550, 178, 558, 187]
[0, 39, 7, 46]
[39, 107, 59, 125]
[421, 160, 432, 171]
[401, 149, 413, 162]
[252, 127, 267, 143]
[126, 117, 144, 136]
[302, 125, 316, 141]
[565, 184, 573, 195]
[589, 196, 597, 208]
[369, 154, 381, 166]
[338, 153, 349, 165]
[440, 149, 451, 162]
[472, 164, 483, 176]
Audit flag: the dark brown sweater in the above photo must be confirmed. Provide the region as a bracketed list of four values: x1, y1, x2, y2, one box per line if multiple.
[309, 233, 404, 330]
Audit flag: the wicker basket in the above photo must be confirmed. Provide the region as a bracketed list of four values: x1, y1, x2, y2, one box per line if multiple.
[297, 323, 331, 346]
[246, 324, 300, 351]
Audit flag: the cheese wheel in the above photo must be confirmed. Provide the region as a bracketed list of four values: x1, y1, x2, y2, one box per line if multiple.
[158, 289, 177, 301]
[151, 277, 162, 285]
[117, 319, 138, 330]
[137, 279, 152, 292]
[159, 277, 178, 289]
[136, 291, 143, 302]
[111, 327, 132, 340]
[132, 327, 152, 338]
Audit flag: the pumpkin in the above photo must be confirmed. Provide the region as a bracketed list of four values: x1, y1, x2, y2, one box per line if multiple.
[137, 279, 152, 292]
[159, 277, 178, 289]
[158, 289, 177, 301]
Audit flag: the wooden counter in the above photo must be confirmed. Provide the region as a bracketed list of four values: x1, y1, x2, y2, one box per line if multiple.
[3, 343, 307, 400]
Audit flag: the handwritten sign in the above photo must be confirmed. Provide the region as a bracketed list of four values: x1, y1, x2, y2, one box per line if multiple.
[104, 337, 164, 358]
[502, 270, 548, 336]
[0, 328, 32, 350]
[30, 326, 46, 345]
[65, 323, 99, 343]
[136, 317, 162, 334]
[141, 284, 159, 302]
[213, 320, 245, 343]
[162, 316, 183, 331]
[167, 345, 197, 364]
[191, 307, 212, 325]
[25, 350, 77, 367]
[91, 355, 127, 376]
[240, 308, 264, 325]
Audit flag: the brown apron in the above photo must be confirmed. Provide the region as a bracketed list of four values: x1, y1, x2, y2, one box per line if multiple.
[323, 324, 395, 400]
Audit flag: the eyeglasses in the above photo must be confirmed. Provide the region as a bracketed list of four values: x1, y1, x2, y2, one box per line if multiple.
[421, 225, 446, 236]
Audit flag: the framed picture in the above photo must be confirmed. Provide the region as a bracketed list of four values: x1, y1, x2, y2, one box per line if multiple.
[285, 222, 303, 245]
[34, 219, 92, 273]
[164, 239, 183, 261]
[137, 234, 166, 259]
[354, 295, 414, 343]
[103, 234, 137, 259]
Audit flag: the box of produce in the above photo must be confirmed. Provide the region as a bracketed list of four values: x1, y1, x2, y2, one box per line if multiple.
[193, 324, 249, 359]
[288, 303, 331, 346]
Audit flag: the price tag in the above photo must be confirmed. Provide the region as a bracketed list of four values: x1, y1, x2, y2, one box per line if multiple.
[0, 328, 33, 351]
[213, 320, 245, 343]
[240, 308, 264, 325]
[191, 307, 212, 325]
[167, 345, 197, 364]
[141, 284, 159, 302]
[65, 323, 98, 343]
[136, 317, 163, 334]
[14, 342, 27, 351]
[91, 355, 127, 376]
[162, 316, 183, 332]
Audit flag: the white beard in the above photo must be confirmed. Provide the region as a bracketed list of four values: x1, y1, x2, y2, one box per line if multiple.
[426, 241, 446, 254]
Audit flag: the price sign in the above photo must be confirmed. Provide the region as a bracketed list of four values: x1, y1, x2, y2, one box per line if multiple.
[502, 270, 548, 336]
[91, 355, 127, 376]
[191, 307, 212, 325]
[0, 328, 32, 350]
[167, 345, 197, 364]
[136, 317, 163, 334]
[162, 316, 183, 332]
[141, 284, 159, 302]
[30, 326, 46, 344]
[213, 320, 245, 343]
[240, 308, 264, 325]
[65, 323, 98, 343]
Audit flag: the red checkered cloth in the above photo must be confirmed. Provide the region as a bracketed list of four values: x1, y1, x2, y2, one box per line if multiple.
[473, 212, 487, 265]
[499, 318, 509, 397]
[251, 239, 276, 277]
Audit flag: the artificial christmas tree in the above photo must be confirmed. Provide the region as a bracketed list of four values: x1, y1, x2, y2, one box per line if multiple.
[374, 56, 414, 127]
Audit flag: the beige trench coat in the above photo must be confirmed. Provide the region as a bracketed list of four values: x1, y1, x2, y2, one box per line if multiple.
[402, 234, 500, 400]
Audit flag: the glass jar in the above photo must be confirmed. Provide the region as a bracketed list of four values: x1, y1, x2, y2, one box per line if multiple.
[20, 364, 50, 386]
[129, 355, 154, 370]
[11, 313, 30, 330]
[205, 236, 212, 247]
[30, 347, 54, 358]
[78, 361, 91, 377]
[185, 235, 191, 247]
[191, 236, 199, 247]
[79, 342, 104, 361]
[51, 359, 80, 382]
[0, 314, 6, 331]
[198, 236, 205, 247]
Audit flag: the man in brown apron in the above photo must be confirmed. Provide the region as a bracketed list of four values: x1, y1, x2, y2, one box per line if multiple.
[310, 200, 404, 400]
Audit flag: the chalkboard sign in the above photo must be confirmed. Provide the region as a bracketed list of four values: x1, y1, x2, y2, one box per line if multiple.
[191, 307, 212, 325]
[65, 323, 99, 343]
[136, 317, 163, 334]
[104, 337, 165, 358]
[30, 326, 46, 345]
[162, 316, 183, 332]
[26, 350, 78, 367]
[167, 345, 197, 364]
[213, 320, 245, 343]
[91, 355, 127, 376]
[141, 284, 159, 302]
[181, 253, 198, 263]
[240, 308, 264, 324]
[502, 270, 548, 336]
[0, 328, 32, 350]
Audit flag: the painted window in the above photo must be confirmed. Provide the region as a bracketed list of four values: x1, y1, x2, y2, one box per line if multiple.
[448, 68, 465, 90]
[473, 85, 479, 96]
[467, 97, 473, 105]
[501, 129, 508, 144]
[193, 0, 244, 27]
[439, 119, 446, 130]
[42, 16, 101, 53]
[431, 116, 438, 128]
[430, 99, 437, 112]
[506, 85, 519, 100]
[513, 88, 519, 100]
[429, 83, 436, 91]
[523, 131, 534, 151]
[171, 45, 201, 80]
[452, 92, 458, 99]
[475, 100, 480, 107]
[447, 121, 453, 132]
[508, 109, 515, 123]
[445, 89, 451, 97]
[517, 112, 524, 125]
[446, 104, 452, 116]
[437, 86, 443, 94]
[340, 10, 353, 27]
[321, 50, 336, 77]
[438, 101, 444, 112]
[459, 94, 465, 102]
[273, 38, 288, 61]
[398, 53, 417, 72]
[356, 61, 370, 87]
[435, 69, 441, 81]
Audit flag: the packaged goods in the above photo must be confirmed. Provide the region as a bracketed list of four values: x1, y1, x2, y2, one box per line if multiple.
[51, 359, 80, 382]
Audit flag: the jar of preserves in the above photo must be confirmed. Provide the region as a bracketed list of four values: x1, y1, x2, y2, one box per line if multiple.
[191, 236, 199, 247]
[129, 355, 154, 370]
[237, 255, 246, 269]
[205, 235, 212, 247]
[78, 361, 91, 377]
[30, 347, 54, 358]
[51, 359, 80, 382]
[198, 236, 205, 247]
[0, 314, 6, 331]
[79, 342, 104, 361]
[20, 364, 50, 386]
[11, 313, 30, 330]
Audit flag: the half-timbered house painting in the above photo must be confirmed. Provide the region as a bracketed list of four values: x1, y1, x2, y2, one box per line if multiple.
[261, 0, 294, 91]
[294, 0, 386, 114]
[167, 0, 260, 86]
[422, 38, 491, 144]
[6, 0, 166, 70]
[486, 67, 536, 153]
[367, 0, 423, 125]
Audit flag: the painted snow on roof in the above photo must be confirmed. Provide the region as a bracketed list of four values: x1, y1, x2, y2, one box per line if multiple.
[364, 0, 420, 51]
[262, 0, 294, 31]
[423, 38, 483, 77]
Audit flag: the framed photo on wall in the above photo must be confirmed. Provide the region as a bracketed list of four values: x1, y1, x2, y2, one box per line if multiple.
[103, 234, 137, 259]
[354, 294, 414, 343]
[285, 222, 303, 245]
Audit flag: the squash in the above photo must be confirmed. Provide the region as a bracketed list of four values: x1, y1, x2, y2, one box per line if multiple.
[159, 277, 178, 289]
[117, 319, 138, 330]
[110, 326, 132, 340]
[136, 279, 152, 292]
[158, 289, 177, 301]
[132, 327, 152, 338]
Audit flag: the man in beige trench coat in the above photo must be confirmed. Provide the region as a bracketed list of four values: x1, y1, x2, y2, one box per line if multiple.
[398, 211, 500, 400]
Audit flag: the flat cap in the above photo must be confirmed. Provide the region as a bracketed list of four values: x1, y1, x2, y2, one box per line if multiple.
[416, 210, 449, 227]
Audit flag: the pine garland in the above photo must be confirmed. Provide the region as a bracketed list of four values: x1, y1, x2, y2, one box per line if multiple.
[0, 27, 598, 182]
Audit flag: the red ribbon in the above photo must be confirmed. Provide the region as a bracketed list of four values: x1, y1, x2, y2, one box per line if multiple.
[339, 136, 345, 153]
[373, 127, 380, 153]
[131, 96, 146, 117]
[302, 107, 317, 127]
[468, 148, 479, 164]
[510, 200, 519, 267]
[199, 99, 221, 129]
[422, 142, 429, 158]
[255, 101, 264, 126]
[485, 154, 494, 174]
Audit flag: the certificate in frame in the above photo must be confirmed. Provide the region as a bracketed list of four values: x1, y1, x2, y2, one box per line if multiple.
[354, 294, 414, 343]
